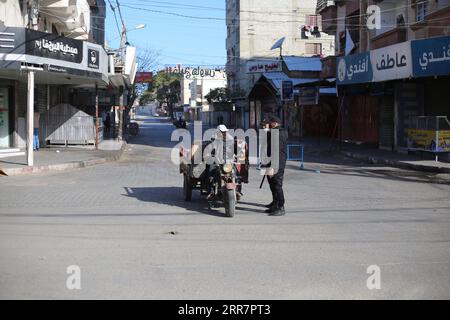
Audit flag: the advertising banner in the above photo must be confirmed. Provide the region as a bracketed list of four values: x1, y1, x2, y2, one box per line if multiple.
[407, 129, 450, 152]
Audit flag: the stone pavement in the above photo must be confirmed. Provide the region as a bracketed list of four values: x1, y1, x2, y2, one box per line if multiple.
[0, 140, 125, 176]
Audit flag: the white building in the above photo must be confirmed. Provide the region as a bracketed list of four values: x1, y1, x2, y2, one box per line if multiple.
[226, 0, 335, 96]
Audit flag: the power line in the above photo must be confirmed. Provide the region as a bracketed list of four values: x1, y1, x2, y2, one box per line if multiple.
[107, 0, 122, 39]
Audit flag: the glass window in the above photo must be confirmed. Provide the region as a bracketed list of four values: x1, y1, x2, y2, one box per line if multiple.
[416, 1, 428, 22]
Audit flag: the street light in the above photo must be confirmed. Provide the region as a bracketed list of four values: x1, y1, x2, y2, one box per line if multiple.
[110, 24, 147, 42]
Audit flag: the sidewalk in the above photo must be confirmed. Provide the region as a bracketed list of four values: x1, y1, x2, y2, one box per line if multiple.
[0, 140, 126, 176]
[292, 137, 450, 174]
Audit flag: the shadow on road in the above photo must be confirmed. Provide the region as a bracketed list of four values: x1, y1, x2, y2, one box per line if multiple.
[123, 186, 227, 218]
[123, 187, 268, 217]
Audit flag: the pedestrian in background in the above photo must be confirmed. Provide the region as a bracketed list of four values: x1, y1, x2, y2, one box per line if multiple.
[33, 110, 40, 151]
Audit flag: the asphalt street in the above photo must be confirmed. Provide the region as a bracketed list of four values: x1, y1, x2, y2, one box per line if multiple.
[0, 115, 449, 299]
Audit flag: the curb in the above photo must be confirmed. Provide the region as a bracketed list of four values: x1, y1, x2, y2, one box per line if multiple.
[0, 142, 127, 177]
[341, 151, 450, 174]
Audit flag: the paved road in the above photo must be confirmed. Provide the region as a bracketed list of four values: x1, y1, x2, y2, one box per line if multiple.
[0, 116, 449, 299]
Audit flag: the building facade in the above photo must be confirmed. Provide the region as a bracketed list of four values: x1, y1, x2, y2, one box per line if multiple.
[0, 0, 113, 163]
[318, 0, 450, 155]
[226, 0, 335, 128]
[226, 0, 335, 92]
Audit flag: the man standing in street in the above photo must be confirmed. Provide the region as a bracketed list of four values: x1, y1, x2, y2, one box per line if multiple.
[264, 115, 288, 216]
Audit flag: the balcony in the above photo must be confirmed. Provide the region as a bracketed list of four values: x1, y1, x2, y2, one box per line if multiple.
[316, 0, 335, 14]
[320, 6, 338, 34]
[371, 27, 407, 49]
[39, 0, 91, 40]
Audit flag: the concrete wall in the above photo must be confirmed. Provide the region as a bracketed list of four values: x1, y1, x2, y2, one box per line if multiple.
[0, 0, 25, 27]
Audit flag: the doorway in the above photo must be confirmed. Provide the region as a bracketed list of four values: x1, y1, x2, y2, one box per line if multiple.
[0, 87, 10, 148]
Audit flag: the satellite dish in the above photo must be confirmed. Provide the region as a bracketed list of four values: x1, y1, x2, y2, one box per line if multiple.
[271, 37, 285, 50]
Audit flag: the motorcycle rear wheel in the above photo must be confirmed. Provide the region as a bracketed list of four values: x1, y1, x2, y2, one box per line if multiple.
[224, 189, 236, 218]
[183, 174, 192, 202]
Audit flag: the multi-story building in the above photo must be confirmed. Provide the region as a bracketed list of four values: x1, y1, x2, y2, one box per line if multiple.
[226, 0, 335, 91]
[226, 0, 335, 128]
[318, 0, 450, 155]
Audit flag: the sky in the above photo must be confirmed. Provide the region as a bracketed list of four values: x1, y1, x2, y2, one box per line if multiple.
[104, 0, 227, 71]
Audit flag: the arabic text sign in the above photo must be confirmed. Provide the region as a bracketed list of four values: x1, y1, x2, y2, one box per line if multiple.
[412, 35, 450, 78]
[246, 60, 282, 74]
[337, 52, 373, 85]
[371, 41, 412, 82]
[25, 29, 83, 63]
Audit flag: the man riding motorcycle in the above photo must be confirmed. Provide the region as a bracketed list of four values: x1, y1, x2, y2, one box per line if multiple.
[205, 125, 235, 200]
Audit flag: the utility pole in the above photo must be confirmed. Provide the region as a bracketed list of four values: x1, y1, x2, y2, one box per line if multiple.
[26, 70, 34, 166]
[95, 83, 99, 150]
[116, 0, 126, 142]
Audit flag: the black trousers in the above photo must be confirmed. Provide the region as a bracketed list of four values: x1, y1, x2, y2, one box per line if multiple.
[267, 168, 285, 208]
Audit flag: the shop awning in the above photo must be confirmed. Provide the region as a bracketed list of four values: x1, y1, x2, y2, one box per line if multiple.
[258, 72, 318, 92]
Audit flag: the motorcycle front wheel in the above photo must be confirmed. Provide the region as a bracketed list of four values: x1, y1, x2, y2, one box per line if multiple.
[224, 189, 236, 218]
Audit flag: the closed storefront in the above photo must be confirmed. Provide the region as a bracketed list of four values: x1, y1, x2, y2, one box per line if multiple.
[0, 87, 10, 148]
[379, 94, 395, 150]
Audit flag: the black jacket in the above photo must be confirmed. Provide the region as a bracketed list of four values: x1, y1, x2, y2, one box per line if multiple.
[265, 127, 288, 171]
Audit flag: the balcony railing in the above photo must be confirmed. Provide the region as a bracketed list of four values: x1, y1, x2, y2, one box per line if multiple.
[316, 0, 335, 14]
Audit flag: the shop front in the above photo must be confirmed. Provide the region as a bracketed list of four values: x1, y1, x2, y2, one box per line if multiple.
[0, 26, 109, 163]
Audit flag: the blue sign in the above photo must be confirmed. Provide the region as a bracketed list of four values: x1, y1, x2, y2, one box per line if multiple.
[281, 80, 294, 101]
[337, 52, 373, 85]
[411, 35, 450, 77]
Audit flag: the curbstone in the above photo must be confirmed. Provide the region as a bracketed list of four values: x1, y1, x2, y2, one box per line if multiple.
[342, 151, 450, 174]
[0, 142, 127, 177]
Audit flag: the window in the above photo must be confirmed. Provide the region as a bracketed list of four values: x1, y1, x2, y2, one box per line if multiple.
[306, 15, 318, 27]
[416, 1, 428, 22]
[305, 43, 322, 55]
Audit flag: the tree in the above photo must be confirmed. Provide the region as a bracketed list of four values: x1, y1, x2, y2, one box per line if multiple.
[147, 71, 182, 118]
[205, 87, 246, 105]
[127, 48, 160, 110]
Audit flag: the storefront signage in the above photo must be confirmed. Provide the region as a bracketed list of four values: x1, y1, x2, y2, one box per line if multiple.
[337, 52, 373, 85]
[25, 29, 83, 63]
[165, 65, 224, 79]
[135, 72, 153, 83]
[246, 60, 282, 74]
[281, 80, 294, 101]
[87, 48, 99, 69]
[371, 41, 412, 82]
[411, 35, 450, 78]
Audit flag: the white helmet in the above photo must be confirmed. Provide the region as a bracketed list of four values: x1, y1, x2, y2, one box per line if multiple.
[217, 124, 228, 132]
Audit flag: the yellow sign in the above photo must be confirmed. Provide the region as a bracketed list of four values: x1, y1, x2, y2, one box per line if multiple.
[407, 129, 450, 152]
